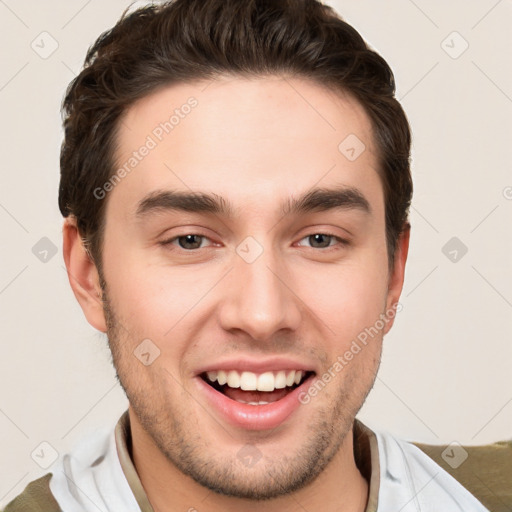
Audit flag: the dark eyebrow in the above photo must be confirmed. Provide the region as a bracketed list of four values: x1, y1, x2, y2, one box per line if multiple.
[136, 190, 234, 218]
[280, 186, 371, 216]
[135, 186, 371, 219]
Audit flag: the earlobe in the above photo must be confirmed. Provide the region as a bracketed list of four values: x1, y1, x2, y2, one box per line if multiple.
[62, 218, 107, 333]
[383, 223, 410, 335]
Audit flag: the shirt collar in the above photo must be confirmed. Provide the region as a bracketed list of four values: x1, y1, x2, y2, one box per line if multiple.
[115, 410, 155, 512]
[115, 410, 380, 512]
[353, 417, 380, 512]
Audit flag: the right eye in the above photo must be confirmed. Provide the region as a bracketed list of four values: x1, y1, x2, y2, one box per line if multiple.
[160, 233, 214, 251]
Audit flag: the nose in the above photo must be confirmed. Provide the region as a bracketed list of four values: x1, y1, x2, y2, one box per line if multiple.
[218, 242, 302, 342]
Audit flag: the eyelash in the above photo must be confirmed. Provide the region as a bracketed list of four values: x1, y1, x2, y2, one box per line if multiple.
[160, 232, 349, 252]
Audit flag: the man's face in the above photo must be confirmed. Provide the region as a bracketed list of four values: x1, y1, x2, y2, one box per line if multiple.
[95, 76, 404, 498]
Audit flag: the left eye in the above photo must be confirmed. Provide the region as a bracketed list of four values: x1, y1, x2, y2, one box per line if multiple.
[296, 233, 346, 250]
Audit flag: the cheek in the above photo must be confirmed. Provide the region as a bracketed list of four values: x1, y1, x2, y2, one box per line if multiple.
[116, 274, 191, 336]
[102, 249, 173, 338]
[293, 258, 388, 341]
[104, 255, 218, 373]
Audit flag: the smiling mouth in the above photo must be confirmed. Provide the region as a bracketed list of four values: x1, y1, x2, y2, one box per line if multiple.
[200, 369, 315, 405]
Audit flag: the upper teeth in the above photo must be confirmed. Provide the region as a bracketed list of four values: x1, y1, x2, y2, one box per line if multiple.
[206, 370, 305, 392]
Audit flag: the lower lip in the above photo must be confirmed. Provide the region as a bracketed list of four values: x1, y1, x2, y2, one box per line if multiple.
[195, 374, 314, 431]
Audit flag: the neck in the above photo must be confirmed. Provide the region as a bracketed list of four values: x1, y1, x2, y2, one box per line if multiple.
[128, 408, 369, 512]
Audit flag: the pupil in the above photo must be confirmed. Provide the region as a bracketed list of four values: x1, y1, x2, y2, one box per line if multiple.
[179, 234, 201, 250]
[310, 234, 330, 248]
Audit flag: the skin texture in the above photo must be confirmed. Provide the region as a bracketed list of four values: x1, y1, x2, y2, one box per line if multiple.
[63, 76, 409, 512]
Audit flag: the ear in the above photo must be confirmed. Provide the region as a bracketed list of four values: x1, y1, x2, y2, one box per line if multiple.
[383, 223, 410, 335]
[62, 217, 107, 332]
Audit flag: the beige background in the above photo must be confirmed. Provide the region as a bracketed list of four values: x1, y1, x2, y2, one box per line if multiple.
[0, 0, 511, 505]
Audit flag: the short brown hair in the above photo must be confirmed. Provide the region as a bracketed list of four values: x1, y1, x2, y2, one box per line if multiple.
[59, 0, 412, 272]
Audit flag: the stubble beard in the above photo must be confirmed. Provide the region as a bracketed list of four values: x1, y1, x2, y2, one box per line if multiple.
[101, 284, 380, 500]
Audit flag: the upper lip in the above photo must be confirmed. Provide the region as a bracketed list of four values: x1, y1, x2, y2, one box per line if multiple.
[194, 357, 317, 376]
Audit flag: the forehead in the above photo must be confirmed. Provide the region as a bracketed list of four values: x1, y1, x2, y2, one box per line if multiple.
[110, 76, 381, 219]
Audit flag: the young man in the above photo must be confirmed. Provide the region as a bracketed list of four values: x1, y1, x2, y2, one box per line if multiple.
[4, 0, 504, 511]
